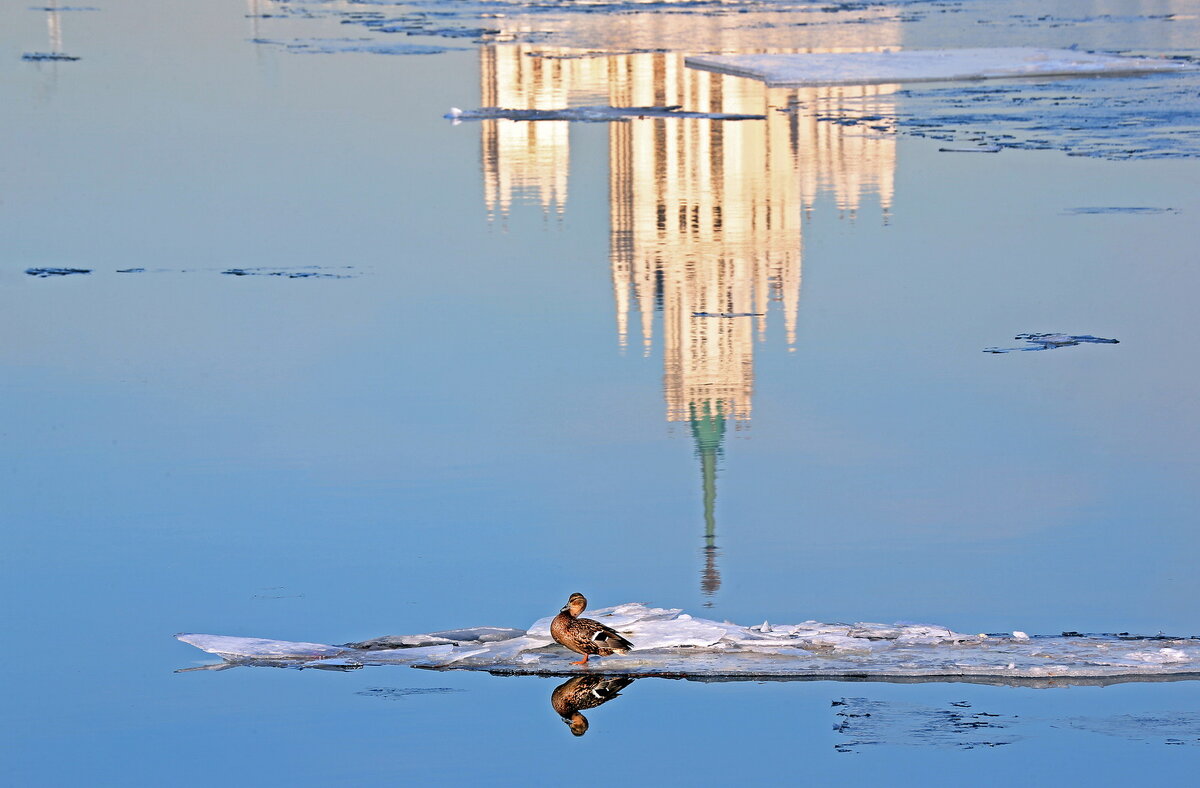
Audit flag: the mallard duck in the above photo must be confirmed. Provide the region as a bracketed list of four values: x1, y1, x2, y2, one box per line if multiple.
[550, 675, 635, 736]
[550, 593, 635, 665]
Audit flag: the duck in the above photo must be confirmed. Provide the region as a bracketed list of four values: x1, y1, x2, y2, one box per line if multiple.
[550, 593, 635, 665]
[550, 675, 636, 736]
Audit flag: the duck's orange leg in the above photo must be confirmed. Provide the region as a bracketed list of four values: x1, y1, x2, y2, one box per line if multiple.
[570, 654, 590, 665]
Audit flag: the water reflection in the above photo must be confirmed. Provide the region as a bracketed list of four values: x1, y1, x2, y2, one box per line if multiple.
[550, 675, 636, 736]
[477, 43, 896, 600]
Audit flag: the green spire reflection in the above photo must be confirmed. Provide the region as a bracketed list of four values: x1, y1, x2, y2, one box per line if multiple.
[689, 400, 725, 599]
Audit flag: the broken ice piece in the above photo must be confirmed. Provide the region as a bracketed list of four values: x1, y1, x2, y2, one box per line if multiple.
[445, 106, 765, 123]
[984, 333, 1119, 353]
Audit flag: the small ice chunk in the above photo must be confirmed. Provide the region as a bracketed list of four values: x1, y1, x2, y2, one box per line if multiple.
[1128, 648, 1190, 664]
[1013, 631, 1030, 640]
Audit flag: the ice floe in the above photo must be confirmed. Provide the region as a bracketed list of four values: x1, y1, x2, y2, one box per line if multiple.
[685, 48, 1194, 88]
[177, 603, 1200, 684]
[21, 52, 81, 62]
[445, 106, 765, 123]
[984, 333, 1120, 353]
[25, 267, 91, 277]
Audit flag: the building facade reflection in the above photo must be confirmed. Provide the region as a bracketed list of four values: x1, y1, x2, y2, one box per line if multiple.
[477, 43, 897, 600]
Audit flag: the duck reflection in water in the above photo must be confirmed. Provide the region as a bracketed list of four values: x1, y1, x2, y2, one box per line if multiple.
[550, 675, 636, 736]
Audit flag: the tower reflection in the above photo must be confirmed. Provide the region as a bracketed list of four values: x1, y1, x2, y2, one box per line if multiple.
[478, 42, 897, 601]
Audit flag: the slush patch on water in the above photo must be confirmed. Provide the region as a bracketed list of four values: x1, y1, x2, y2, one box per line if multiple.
[251, 37, 459, 55]
[221, 266, 357, 278]
[176, 603, 1200, 683]
[356, 686, 465, 699]
[820, 67, 1200, 161]
[1065, 206, 1179, 215]
[1061, 713, 1200, 746]
[247, 0, 925, 51]
[25, 267, 90, 277]
[833, 697, 1018, 752]
[984, 333, 1120, 353]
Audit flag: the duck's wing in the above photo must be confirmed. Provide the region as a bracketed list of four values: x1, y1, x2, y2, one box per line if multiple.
[575, 618, 635, 651]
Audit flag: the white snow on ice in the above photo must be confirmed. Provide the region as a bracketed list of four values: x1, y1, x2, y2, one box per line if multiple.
[177, 604, 1200, 682]
[685, 48, 1195, 88]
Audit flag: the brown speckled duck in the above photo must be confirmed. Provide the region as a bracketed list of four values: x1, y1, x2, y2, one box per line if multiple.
[550, 593, 634, 665]
[550, 675, 635, 736]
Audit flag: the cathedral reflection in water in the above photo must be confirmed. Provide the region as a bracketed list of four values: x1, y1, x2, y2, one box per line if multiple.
[477, 40, 897, 601]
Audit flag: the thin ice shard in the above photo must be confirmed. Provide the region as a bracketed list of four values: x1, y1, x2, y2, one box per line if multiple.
[445, 106, 766, 123]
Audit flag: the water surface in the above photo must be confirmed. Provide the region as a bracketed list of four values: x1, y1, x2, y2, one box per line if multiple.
[4, 0, 1200, 783]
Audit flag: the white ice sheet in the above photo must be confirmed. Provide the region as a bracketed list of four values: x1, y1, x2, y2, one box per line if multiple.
[684, 48, 1194, 88]
[176, 604, 1200, 682]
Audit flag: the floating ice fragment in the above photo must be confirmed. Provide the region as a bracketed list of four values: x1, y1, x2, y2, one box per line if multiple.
[1013, 631, 1030, 640]
[685, 48, 1196, 88]
[693, 311, 765, 318]
[25, 267, 91, 277]
[221, 266, 356, 279]
[938, 145, 1003, 153]
[176, 604, 1200, 683]
[984, 333, 1119, 353]
[445, 106, 765, 123]
[1066, 206, 1179, 215]
[22, 52, 81, 62]
[253, 38, 459, 56]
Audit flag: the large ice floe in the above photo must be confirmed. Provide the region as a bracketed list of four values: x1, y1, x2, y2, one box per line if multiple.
[177, 603, 1200, 685]
[685, 48, 1195, 88]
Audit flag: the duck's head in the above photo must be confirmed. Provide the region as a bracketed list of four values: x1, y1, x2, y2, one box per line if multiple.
[560, 592, 587, 617]
[563, 712, 589, 736]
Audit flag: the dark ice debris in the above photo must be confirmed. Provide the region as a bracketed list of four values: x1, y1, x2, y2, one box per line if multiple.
[25, 267, 91, 277]
[116, 268, 145, 273]
[832, 697, 1019, 753]
[692, 311, 765, 318]
[938, 145, 1002, 153]
[22, 52, 81, 61]
[356, 687, 464, 699]
[984, 333, 1119, 354]
[446, 105, 765, 123]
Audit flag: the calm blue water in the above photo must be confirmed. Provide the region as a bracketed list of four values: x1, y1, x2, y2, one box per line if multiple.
[4, 0, 1200, 784]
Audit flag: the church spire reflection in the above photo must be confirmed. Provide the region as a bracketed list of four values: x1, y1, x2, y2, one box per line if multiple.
[476, 40, 897, 602]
